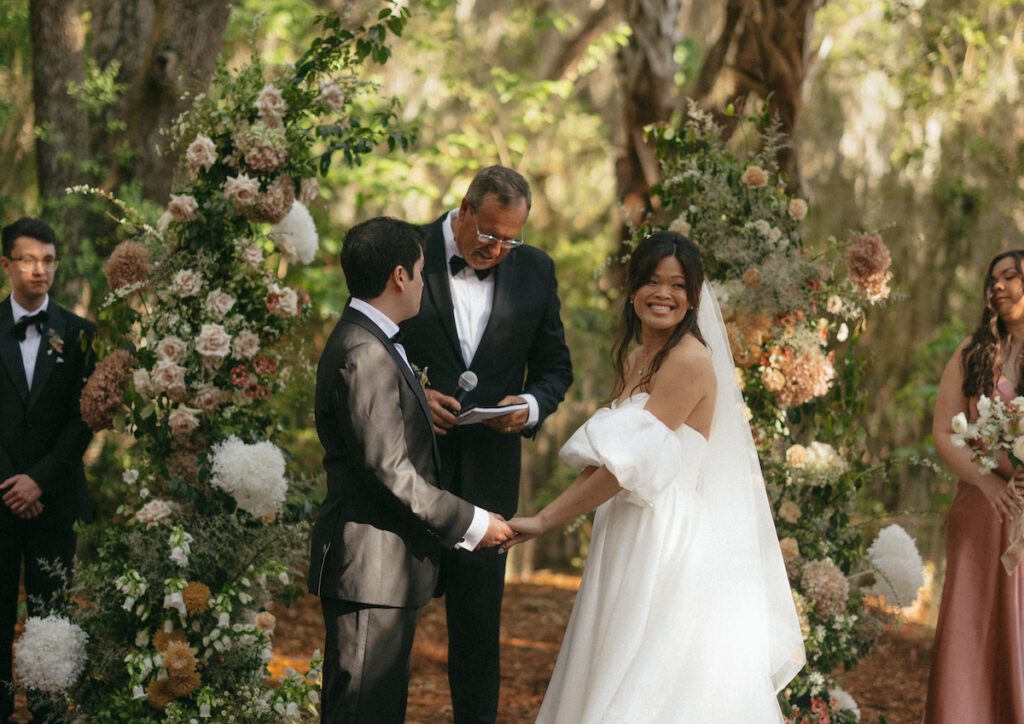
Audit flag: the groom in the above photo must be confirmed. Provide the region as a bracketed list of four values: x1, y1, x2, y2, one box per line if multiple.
[308, 217, 512, 723]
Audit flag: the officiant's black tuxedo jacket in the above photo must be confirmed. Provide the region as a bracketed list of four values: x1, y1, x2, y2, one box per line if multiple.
[308, 303, 475, 607]
[401, 213, 573, 518]
[0, 295, 95, 530]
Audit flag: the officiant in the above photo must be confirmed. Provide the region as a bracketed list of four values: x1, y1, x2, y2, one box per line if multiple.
[0, 217, 96, 722]
[400, 166, 573, 723]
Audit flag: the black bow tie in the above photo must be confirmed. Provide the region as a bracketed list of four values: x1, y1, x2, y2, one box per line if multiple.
[449, 256, 491, 281]
[389, 329, 405, 346]
[11, 309, 48, 342]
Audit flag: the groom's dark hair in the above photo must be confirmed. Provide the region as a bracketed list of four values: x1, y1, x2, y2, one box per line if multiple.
[341, 217, 424, 299]
[2, 217, 59, 257]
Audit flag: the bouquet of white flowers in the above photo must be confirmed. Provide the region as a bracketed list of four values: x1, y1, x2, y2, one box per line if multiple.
[950, 394, 1024, 473]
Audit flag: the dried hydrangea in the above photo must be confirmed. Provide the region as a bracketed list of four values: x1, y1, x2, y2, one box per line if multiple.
[14, 615, 88, 691]
[246, 174, 295, 224]
[105, 241, 151, 291]
[80, 350, 135, 431]
[845, 232, 892, 302]
[801, 557, 850, 619]
[773, 346, 835, 408]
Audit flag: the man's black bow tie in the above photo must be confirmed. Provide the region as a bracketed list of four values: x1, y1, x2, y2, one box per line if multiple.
[389, 329, 405, 346]
[11, 310, 48, 342]
[448, 256, 491, 280]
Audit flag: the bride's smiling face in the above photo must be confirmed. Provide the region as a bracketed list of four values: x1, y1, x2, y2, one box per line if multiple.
[632, 255, 689, 332]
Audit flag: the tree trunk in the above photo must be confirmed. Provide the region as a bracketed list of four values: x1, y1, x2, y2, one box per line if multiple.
[29, 0, 87, 245]
[88, 0, 234, 202]
[693, 0, 825, 194]
[614, 0, 682, 274]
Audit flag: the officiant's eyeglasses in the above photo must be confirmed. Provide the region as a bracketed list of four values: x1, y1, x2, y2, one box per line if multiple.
[7, 255, 58, 272]
[473, 219, 524, 248]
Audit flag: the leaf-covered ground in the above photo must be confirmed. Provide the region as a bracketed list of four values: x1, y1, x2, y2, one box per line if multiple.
[268, 574, 934, 724]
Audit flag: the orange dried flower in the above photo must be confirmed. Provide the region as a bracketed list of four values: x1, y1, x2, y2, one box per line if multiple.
[182, 581, 211, 614]
[105, 241, 151, 291]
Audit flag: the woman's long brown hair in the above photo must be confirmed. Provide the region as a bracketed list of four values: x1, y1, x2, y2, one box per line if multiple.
[961, 250, 1024, 398]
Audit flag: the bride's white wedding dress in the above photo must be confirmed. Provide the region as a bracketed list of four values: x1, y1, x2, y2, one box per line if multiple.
[536, 283, 805, 723]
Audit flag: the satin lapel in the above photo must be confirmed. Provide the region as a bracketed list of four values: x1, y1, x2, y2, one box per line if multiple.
[345, 308, 435, 433]
[0, 298, 29, 403]
[422, 219, 463, 363]
[27, 304, 66, 410]
[470, 247, 518, 368]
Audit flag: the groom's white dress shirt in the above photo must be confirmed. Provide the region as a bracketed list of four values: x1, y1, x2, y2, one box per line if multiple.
[11, 294, 49, 390]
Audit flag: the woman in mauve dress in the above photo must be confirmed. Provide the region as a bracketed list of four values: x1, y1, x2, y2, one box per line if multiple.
[925, 250, 1024, 722]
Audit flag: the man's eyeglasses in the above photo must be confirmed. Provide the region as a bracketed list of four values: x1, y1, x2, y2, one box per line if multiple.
[7, 255, 58, 272]
[472, 216, 525, 249]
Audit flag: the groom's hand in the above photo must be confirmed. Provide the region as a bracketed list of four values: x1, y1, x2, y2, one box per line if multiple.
[424, 389, 460, 435]
[0, 474, 42, 516]
[476, 512, 513, 550]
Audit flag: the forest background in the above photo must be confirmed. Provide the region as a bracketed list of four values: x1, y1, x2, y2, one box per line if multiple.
[0, 0, 1018, 604]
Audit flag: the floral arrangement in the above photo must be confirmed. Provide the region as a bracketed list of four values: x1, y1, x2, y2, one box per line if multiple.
[21, 7, 414, 721]
[950, 395, 1024, 473]
[640, 103, 919, 721]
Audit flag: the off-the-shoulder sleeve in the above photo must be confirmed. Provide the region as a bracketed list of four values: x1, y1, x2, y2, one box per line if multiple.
[559, 406, 692, 507]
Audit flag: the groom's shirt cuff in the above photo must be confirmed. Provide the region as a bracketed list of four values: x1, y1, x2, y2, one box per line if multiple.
[455, 506, 490, 550]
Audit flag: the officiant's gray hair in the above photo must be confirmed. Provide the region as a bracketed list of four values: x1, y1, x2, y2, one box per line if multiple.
[465, 166, 531, 213]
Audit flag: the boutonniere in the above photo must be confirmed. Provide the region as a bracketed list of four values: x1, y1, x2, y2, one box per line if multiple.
[47, 329, 63, 356]
[412, 364, 429, 390]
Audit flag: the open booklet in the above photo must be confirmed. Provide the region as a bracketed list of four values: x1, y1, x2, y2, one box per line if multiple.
[457, 401, 529, 426]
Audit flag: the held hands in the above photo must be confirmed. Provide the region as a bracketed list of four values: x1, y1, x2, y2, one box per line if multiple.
[0, 474, 44, 519]
[482, 395, 529, 435]
[499, 515, 545, 553]
[476, 512, 514, 550]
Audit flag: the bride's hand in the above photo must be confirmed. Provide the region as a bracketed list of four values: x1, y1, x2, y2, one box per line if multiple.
[499, 516, 544, 553]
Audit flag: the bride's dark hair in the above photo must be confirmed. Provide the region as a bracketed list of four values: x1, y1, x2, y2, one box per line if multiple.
[962, 250, 1024, 397]
[609, 232, 706, 401]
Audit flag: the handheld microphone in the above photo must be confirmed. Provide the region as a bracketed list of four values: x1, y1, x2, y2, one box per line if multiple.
[454, 370, 478, 407]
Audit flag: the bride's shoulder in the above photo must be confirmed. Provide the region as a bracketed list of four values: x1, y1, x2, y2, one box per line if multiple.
[659, 337, 715, 385]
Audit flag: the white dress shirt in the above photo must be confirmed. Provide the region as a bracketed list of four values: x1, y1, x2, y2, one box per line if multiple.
[11, 295, 49, 390]
[443, 211, 539, 427]
[347, 297, 488, 550]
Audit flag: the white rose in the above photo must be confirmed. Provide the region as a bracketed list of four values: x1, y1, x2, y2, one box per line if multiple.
[195, 324, 232, 362]
[135, 499, 173, 525]
[240, 244, 264, 268]
[255, 84, 287, 118]
[168, 194, 198, 222]
[205, 289, 236, 322]
[133, 368, 155, 399]
[232, 330, 261, 360]
[977, 396, 993, 418]
[951, 412, 969, 435]
[279, 287, 300, 316]
[192, 384, 225, 411]
[186, 134, 217, 176]
[170, 269, 202, 298]
[151, 360, 188, 400]
[224, 174, 260, 207]
[155, 335, 188, 364]
[167, 404, 200, 439]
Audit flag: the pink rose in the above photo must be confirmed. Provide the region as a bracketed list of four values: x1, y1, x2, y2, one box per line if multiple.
[186, 134, 217, 176]
[224, 174, 260, 207]
[151, 360, 188, 400]
[191, 384, 225, 411]
[253, 355, 277, 376]
[205, 289, 236, 322]
[170, 269, 202, 298]
[167, 404, 200, 439]
[232, 330, 261, 360]
[240, 243, 264, 269]
[195, 324, 232, 365]
[316, 79, 345, 112]
[168, 194, 199, 222]
[254, 84, 287, 119]
[155, 335, 188, 364]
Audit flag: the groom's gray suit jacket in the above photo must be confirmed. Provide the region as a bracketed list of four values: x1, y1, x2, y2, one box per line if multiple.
[308, 302, 475, 607]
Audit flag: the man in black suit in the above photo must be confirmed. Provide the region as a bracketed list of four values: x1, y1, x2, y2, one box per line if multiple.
[0, 217, 96, 722]
[308, 217, 513, 723]
[401, 166, 573, 723]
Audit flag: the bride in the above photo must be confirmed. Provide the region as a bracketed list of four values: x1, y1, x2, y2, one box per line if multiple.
[502, 232, 805, 722]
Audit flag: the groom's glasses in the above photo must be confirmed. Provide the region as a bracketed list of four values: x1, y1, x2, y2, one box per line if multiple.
[7, 255, 58, 272]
